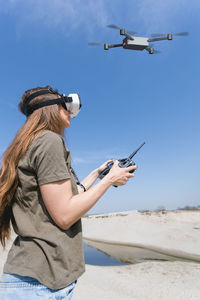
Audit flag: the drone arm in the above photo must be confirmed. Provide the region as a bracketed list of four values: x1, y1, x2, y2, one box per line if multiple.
[109, 43, 123, 48]
[104, 43, 123, 50]
[124, 33, 134, 40]
[148, 35, 172, 42]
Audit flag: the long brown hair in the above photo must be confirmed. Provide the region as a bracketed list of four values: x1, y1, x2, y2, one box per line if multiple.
[0, 85, 64, 248]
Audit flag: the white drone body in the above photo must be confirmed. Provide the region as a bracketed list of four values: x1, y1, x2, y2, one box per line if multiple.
[125, 36, 149, 50]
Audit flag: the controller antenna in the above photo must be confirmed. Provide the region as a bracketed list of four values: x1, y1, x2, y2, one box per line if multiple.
[128, 142, 145, 159]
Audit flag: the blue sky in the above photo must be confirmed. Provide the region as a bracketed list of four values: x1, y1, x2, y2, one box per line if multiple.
[0, 0, 199, 214]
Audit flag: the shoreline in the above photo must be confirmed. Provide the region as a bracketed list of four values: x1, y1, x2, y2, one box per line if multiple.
[82, 210, 200, 264]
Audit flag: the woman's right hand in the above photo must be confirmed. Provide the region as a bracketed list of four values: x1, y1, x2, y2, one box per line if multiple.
[105, 160, 137, 186]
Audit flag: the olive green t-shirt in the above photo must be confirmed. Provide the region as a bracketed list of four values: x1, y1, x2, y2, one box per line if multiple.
[4, 130, 85, 290]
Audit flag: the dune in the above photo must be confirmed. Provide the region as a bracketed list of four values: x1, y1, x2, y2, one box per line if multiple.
[82, 210, 200, 263]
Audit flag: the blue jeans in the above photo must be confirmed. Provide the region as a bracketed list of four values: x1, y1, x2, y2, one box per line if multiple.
[0, 273, 77, 300]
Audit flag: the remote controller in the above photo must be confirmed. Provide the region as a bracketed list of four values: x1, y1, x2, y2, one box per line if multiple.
[99, 142, 145, 181]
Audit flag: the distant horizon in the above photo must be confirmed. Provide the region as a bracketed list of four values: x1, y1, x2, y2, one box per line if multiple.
[85, 204, 200, 216]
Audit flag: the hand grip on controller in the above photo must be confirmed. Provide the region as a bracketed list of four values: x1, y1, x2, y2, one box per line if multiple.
[98, 158, 136, 180]
[98, 142, 145, 185]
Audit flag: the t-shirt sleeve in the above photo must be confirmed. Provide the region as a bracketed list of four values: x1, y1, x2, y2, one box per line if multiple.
[29, 132, 71, 185]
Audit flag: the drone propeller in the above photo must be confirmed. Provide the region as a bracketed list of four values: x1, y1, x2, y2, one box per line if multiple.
[107, 24, 137, 35]
[88, 42, 104, 46]
[151, 32, 189, 37]
[107, 24, 120, 30]
[173, 32, 189, 36]
[153, 49, 161, 54]
[151, 34, 166, 37]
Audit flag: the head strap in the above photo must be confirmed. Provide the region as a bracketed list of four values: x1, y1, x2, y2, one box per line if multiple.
[24, 89, 72, 116]
[24, 89, 58, 106]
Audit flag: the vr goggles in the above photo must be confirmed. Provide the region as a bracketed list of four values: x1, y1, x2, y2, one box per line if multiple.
[24, 88, 81, 118]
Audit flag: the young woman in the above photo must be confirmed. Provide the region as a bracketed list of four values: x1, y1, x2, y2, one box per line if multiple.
[0, 86, 136, 299]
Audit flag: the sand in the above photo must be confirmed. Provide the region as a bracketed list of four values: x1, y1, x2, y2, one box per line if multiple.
[74, 262, 200, 300]
[82, 210, 200, 263]
[1, 210, 200, 299]
[75, 210, 200, 299]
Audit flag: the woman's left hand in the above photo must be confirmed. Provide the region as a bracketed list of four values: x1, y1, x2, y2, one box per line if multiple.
[97, 160, 113, 175]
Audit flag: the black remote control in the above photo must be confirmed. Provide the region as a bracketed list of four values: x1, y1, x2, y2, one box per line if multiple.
[98, 142, 145, 181]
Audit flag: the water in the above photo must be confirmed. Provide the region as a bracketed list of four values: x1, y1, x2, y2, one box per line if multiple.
[83, 242, 165, 265]
[83, 242, 128, 266]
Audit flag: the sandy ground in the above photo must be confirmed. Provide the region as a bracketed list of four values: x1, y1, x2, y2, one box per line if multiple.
[74, 262, 200, 300]
[74, 210, 200, 299]
[1, 210, 200, 299]
[82, 210, 200, 263]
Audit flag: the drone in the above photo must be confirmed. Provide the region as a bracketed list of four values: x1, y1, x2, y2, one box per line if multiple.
[89, 24, 189, 54]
